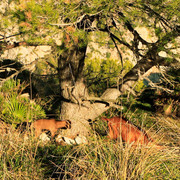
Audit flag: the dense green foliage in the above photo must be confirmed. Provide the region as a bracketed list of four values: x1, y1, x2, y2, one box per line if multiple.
[0, 79, 46, 125]
[1, 0, 179, 52]
[85, 58, 134, 95]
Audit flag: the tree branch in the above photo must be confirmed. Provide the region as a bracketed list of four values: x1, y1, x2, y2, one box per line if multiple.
[117, 11, 153, 46]
[109, 32, 124, 72]
[85, 95, 123, 109]
[49, 10, 103, 29]
[0, 60, 37, 87]
[0, 41, 27, 51]
[0, 33, 23, 41]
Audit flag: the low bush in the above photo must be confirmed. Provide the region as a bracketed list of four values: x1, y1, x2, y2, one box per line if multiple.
[0, 79, 46, 126]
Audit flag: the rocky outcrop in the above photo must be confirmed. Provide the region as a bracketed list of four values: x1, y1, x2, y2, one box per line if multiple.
[1, 45, 52, 65]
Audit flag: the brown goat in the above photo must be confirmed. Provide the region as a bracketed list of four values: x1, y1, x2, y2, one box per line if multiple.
[31, 119, 71, 138]
[102, 117, 153, 145]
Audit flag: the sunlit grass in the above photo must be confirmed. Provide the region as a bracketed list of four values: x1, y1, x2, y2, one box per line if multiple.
[55, 133, 179, 180]
[0, 127, 43, 180]
[0, 114, 179, 180]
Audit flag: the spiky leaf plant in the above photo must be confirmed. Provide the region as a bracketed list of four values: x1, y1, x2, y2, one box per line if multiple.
[0, 79, 46, 126]
[2, 95, 28, 124]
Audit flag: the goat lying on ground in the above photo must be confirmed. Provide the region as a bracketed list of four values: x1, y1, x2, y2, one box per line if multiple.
[31, 119, 71, 138]
[101, 116, 160, 147]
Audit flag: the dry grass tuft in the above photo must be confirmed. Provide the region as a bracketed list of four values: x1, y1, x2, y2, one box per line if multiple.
[0, 126, 43, 180]
[53, 130, 179, 180]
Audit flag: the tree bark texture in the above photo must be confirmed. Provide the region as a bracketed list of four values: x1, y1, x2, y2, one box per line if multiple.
[60, 88, 121, 137]
[58, 40, 121, 137]
[58, 44, 87, 104]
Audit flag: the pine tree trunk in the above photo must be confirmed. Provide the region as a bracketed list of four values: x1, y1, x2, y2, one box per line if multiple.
[60, 87, 121, 137]
[57, 43, 121, 137]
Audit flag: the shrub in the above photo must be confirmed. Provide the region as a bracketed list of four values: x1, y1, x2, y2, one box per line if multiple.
[84, 58, 133, 96]
[0, 79, 46, 125]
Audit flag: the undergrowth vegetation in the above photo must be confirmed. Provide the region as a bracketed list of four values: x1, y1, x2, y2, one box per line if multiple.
[0, 69, 179, 179]
[0, 128, 43, 179]
[84, 58, 134, 96]
[0, 79, 46, 126]
[0, 96, 179, 180]
[59, 137, 179, 179]
[0, 117, 179, 180]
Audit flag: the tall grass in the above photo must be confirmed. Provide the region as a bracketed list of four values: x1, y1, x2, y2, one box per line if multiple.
[0, 127, 44, 180]
[0, 114, 179, 179]
[54, 133, 179, 180]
